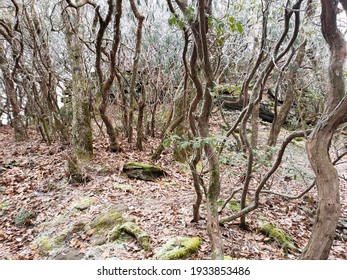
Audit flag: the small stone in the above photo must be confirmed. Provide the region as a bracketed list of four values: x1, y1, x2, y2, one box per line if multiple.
[53, 248, 84, 260]
[71, 196, 96, 211]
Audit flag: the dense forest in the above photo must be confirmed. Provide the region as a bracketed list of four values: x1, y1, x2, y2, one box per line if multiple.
[0, 0, 346, 260]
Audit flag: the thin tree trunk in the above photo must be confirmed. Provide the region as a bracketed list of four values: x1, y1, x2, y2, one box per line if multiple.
[128, 0, 144, 143]
[136, 85, 146, 150]
[95, 0, 123, 152]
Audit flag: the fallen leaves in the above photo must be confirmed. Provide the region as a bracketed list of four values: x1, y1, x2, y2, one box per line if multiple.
[0, 124, 346, 260]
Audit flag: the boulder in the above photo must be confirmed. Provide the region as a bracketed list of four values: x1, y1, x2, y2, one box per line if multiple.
[123, 162, 166, 181]
[91, 210, 124, 231]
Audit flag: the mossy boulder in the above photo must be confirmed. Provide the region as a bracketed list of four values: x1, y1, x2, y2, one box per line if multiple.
[123, 162, 166, 181]
[91, 210, 124, 232]
[111, 222, 150, 251]
[154, 236, 202, 260]
[71, 196, 96, 211]
[260, 222, 296, 252]
[14, 209, 36, 228]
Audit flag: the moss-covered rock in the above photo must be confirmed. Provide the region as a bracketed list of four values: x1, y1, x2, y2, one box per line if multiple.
[123, 162, 166, 181]
[37, 236, 63, 253]
[14, 209, 36, 228]
[54, 221, 89, 244]
[260, 222, 296, 252]
[111, 222, 150, 251]
[91, 210, 124, 232]
[71, 196, 96, 211]
[0, 200, 10, 217]
[36, 221, 89, 255]
[154, 236, 202, 260]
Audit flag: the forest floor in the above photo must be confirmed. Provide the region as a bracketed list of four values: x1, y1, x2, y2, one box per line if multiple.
[0, 114, 346, 260]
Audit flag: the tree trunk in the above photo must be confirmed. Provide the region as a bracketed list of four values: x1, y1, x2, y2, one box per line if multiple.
[65, 8, 93, 161]
[136, 85, 146, 150]
[301, 0, 347, 259]
[0, 42, 27, 141]
[95, 0, 123, 152]
[128, 0, 144, 143]
[197, 0, 223, 259]
[268, 3, 310, 146]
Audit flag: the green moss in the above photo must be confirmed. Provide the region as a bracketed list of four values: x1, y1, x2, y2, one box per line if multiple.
[0, 200, 10, 216]
[37, 236, 62, 253]
[217, 200, 241, 211]
[123, 162, 166, 181]
[162, 181, 179, 187]
[71, 196, 95, 211]
[292, 137, 306, 147]
[14, 209, 36, 227]
[111, 222, 150, 251]
[55, 221, 89, 243]
[91, 210, 124, 232]
[124, 162, 157, 170]
[224, 256, 238, 260]
[227, 201, 241, 211]
[260, 222, 296, 252]
[113, 183, 132, 191]
[154, 236, 202, 260]
[293, 137, 304, 142]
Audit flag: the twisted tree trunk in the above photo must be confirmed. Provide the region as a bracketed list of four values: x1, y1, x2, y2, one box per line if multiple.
[301, 0, 347, 259]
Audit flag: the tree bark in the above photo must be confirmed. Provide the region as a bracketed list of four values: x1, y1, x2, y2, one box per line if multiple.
[128, 0, 144, 144]
[65, 6, 93, 161]
[0, 42, 27, 141]
[301, 0, 347, 259]
[95, 0, 123, 152]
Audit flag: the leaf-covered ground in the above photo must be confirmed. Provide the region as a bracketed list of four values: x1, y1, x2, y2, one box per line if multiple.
[0, 121, 346, 260]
